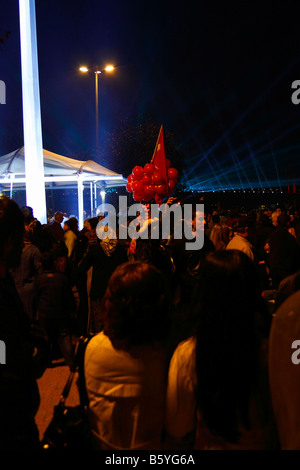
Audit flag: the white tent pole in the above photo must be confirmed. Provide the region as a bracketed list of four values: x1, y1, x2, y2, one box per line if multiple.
[77, 176, 84, 230]
[94, 182, 97, 216]
[19, 0, 47, 224]
[90, 182, 93, 218]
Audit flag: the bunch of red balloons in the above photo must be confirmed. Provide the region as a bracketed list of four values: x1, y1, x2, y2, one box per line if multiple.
[126, 159, 178, 202]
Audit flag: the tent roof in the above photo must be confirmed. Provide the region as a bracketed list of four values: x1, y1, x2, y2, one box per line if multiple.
[0, 147, 126, 187]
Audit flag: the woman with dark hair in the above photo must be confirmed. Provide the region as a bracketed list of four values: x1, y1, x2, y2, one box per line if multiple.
[165, 250, 278, 450]
[84, 261, 171, 450]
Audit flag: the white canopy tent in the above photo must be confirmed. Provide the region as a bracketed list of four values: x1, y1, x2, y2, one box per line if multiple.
[0, 147, 127, 228]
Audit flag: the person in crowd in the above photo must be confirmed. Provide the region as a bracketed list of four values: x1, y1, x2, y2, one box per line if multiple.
[266, 214, 300, 289]
[21, 205, 35, 227]
[251, 212, 275, 289]
[63, 216, 79, 259]
[226, 216, 255, 261]
[168, 206, 215, 344]
[209, 222, 230, 251]
[225, 207, 239, 229]
[0, 195, 48, 449]
[77, 219, 128, 334]
[205, 213, 220, 239]
[73, 217, 99, 336]
[86, 217, 99, 246]
[48, 211, 64, 245]
[129, 205, 175, 288]
[287, 210, 298, 230]
[271, 208, 281, 229]
[268, 288, 300, 449]
[10, 219, 42, 321]
[252, 212, 274, 263]
[84, 261, 171, 450]
[164, 250, 278, 450]
[34, 250, 76, 369]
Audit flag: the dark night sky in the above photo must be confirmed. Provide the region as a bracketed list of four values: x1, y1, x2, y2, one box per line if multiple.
[1, 0, 300, 192]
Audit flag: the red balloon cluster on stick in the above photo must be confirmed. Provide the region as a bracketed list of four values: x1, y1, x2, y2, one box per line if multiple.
[126, 162, 178, 203]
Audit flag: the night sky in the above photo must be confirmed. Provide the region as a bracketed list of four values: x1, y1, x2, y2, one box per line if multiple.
[1, 0, 300, 193]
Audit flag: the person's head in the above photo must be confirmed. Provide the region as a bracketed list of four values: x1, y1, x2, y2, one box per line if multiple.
[102, 261, 171, 348]
[54, 211, 63, 224]
[232, 216, 250, 237]
[21, 205, 34, 225]
[64, 217, 78, 233]
[193, 250, 270, 443]
[87, 217, 98, 231]
[25, 218, 42, 242]
[277, 214, 288, 229]
[0, 195, 25, 272]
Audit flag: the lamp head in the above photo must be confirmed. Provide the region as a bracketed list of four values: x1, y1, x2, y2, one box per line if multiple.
[104, 65, 114, 72]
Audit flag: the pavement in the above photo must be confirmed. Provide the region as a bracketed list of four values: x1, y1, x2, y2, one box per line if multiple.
[35, 357, 81, 442]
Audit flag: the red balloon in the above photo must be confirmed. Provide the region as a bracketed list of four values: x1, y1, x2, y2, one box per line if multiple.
[142, 174, 152, 185]
[156, 184, 167, 197]
[144, 184, 154, 200]
[168, 167, 178, 180]
[127, 174, 134, 183]
[132, 166, 144, 180]
[144, 163, 155, 175]
[166, 158, 171, 169]
[132, 180, 144, 193]
[133, 192, 144, 202]
[152, 171, 163, 184]
[126, 182, 133, 193]
[143, 193, 153, 202]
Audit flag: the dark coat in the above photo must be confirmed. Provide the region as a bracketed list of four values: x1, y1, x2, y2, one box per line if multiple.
[0, 274, 44, 449]
[78, 242, 128, 301]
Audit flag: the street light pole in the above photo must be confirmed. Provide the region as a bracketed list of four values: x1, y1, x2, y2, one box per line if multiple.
[79, 64, 114, 155]
[95, 71, 99, 151]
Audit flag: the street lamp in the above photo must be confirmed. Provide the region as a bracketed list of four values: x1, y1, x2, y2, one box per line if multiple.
[79, 64, 115, 152]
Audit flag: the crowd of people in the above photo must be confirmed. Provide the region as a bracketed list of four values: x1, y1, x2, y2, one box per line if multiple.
[1, 193, 300, 449]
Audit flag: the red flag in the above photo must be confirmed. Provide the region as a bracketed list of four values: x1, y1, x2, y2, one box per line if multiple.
[151, 125, 168, 186]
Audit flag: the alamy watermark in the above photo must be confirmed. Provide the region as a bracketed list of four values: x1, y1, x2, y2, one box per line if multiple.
[291, 340, 300, 364]
[291, 80, 300, 105]
[0, 80, 5, 104]
[0, 340, 6, 364]
[95, 197, 205, 251]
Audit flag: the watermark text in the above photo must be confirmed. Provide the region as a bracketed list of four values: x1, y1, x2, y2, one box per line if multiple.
[0, 80, 5, 104]
[0, 340, 6, 364]
[95, 197, 204, 251]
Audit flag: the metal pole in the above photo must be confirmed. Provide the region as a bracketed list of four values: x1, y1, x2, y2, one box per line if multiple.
[77, 177, 84, 230]
[95, 72, 99, 154]
[19, 0, 47, 224]
[90, 182, 93, 217]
